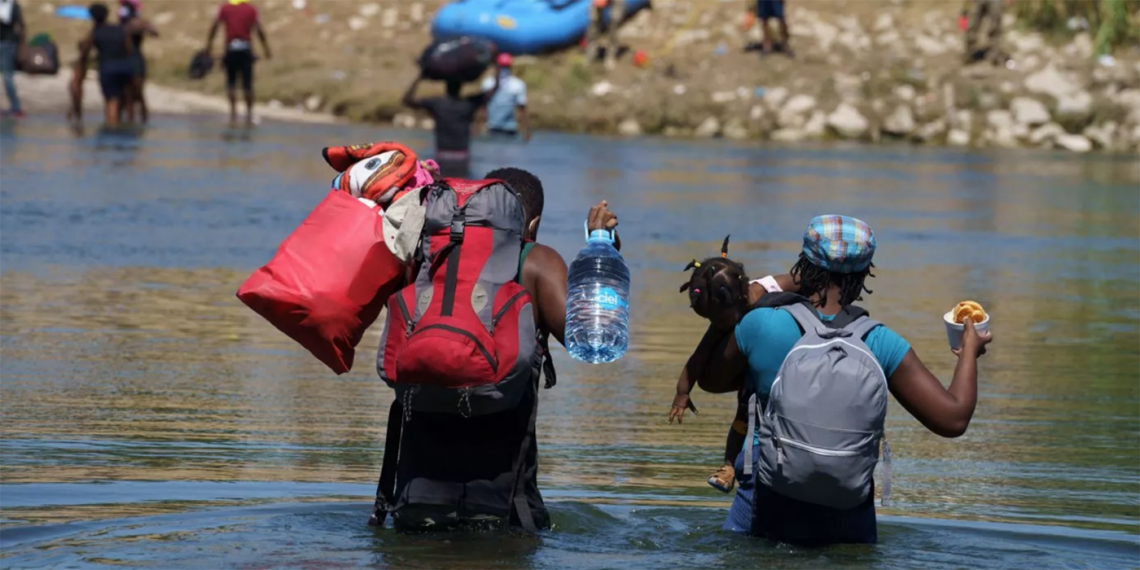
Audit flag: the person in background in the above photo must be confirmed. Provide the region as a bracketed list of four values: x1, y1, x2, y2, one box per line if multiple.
[478, 53, 530, 143]
[71, 2, 135, 127]
[963, 0, 1006, 65]
[585, 0, 624, 69]
[402, 73, 498, 178]
[205, 0, 271, 126]
[0, 0, 23, 118]
[756, 0, 791, 56]
[118, 0, 158, 123]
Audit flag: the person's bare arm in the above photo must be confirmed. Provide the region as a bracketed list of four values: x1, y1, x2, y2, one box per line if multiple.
[694, 326, 747, 394]
[254, 21, 270, 59]
[747, 273, 798, 304]
[888, 321, 992, 437]
[402, 76, 425, 110]
[527, 244, 568, 347]
[205, 17, 220, 54]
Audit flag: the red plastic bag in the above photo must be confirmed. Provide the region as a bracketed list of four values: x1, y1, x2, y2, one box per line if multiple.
[237, 190, 407, 374]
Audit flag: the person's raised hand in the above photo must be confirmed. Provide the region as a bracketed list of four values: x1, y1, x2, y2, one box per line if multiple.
[952, 319, 993, 358]
[587, 200, 618, 233]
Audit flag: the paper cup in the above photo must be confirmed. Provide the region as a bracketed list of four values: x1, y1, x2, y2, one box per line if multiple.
[944, 311, 990, 351]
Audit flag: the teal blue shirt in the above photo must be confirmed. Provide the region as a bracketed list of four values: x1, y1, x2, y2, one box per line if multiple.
[735, 307, 912, 399]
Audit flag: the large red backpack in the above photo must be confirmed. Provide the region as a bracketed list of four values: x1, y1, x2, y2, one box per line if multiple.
[377, 178, 550, 417]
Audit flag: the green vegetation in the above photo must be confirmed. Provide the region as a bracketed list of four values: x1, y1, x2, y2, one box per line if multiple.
[1014, 0, 1140, 55]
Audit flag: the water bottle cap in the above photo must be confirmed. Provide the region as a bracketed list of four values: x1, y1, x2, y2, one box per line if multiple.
[584, 221, 616, 244]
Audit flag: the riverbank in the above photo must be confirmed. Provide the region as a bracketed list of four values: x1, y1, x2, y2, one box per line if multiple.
[20, 0, 1140, 152]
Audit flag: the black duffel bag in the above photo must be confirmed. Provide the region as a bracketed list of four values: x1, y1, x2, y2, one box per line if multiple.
[418, 36, 495, 83]
[188, 50, 214, 80]
[16, 33, 60, 76]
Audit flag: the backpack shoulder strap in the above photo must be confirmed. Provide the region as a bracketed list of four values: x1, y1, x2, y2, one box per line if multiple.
[518, 241, 536, 284]
[844, 316, 882, 343]
[783, 302, 825, 337]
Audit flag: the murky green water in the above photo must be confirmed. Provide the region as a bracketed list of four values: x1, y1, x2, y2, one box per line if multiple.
[1, 117, 1138, 569]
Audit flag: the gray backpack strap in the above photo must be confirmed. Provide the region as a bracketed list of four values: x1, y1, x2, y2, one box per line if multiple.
[783, 303, 825, 337]
[845, 316, 882, 343]
[880, 438, 892, 507]
[743, 392, 758, 477]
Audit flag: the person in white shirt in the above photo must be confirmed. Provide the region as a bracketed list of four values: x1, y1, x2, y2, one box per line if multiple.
[478, 53, 530, 143]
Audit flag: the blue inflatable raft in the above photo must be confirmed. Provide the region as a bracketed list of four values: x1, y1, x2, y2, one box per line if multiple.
[432, 0, 651, 55]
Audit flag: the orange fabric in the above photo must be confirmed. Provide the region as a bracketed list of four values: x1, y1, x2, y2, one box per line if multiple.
[321, 142, 418, 202]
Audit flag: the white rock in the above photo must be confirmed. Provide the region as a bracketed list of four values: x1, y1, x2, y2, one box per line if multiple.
[420, 117, 435, 131]
[781, 94, 817, 118]
[694, 116, 721, 138]
[153, 12, 175, 26]
[1056, 90, 1092, 117]
[304, 95, 322, 111]
[1029, 122, 1065, 145]
[873, 13, 894, 32]
[838, 30, 871, 53]
[591, 81, 615, 97]
[1000, 81, 1016, 94]
[988, 125, 1020, 148]
[349, 16, 367, 31]
[292, 0, 306, 9]
[804, 111, 827, 137]
[876, 29, 901, 47]
[808, 20, 840, 52]
[947, 129, 970, 146]
[359, 3, 380, 17]
[673, 84, 687, 96]
[894, 84, 916, 102]
[1083, 121, 1117, 149]
[771, 128, 807, 142]
[737, 87, 753, 100]
[1069, 32, 1093, 60]
[1010, 30, 1045, 53]
[711, 91, 737, 104]
[915, 34, 946, 56]
[749, 105, 766, 121]
[410, 3, 424, 23]
[724, 119, 750, 140]
[381, 7, 398, 28]
[1055, 134, 1092, 152]
[914, 119, 947, 142]
[40, 3, 55, 14]
[827, 103, 869, 139]
[618, 118, 642, 136]
[955, 110, 974, 131]
[392, 112, 417, 129]
[986, 109, 1014, 130]
[764, 87, 790, 110]
[1114, 89, 1140, 112]
[834, 72, 864, 102]
[1025, 65, 1079, 100]
[883, 105, 916, 135]
[1010, 97, 1051, 127]
[1011, 123, 1031, 139]
[268, 99, 284, 109]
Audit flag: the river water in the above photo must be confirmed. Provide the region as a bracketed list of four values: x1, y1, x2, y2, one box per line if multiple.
[1, 117, 1138, 569]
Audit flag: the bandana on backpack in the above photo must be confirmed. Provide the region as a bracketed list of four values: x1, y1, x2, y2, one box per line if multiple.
[323, 142, 423, 204]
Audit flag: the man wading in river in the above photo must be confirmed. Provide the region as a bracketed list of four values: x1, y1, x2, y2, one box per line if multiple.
[368, 169, 621, 531]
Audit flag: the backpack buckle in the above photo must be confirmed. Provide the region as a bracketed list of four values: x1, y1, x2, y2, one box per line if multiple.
[450, 213, 465, 244]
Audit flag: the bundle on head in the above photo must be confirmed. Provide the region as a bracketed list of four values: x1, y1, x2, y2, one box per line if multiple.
[679, 236, 749, 321]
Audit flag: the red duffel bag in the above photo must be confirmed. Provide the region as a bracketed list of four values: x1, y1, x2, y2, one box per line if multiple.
[236, 190, 407, 374]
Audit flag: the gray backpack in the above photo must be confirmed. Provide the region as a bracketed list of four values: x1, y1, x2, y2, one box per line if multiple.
[744, 303, 893, 509]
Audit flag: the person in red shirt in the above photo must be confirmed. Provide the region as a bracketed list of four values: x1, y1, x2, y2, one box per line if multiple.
[204, 0, 270, 125]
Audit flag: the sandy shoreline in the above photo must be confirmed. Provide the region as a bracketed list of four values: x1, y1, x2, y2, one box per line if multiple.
[12, 74, 338, 124]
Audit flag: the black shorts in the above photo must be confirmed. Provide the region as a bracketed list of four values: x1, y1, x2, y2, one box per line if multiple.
[98, 60, 133, 100]
[223, 49, 253, 91]
[757, 0, 785, 20]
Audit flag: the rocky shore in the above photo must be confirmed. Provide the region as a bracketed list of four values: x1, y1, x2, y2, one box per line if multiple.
[22, 0, 1140, 153]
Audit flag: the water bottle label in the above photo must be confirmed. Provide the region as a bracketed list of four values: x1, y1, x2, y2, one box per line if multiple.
[595, 287, 628, 311]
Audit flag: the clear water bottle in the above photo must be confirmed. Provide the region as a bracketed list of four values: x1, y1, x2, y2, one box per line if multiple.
[565, 227, 630, 364]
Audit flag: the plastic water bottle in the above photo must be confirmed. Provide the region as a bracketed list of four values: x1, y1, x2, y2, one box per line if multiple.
[565, 226, 630, 364]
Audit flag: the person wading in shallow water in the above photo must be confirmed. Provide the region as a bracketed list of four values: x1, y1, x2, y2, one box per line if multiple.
[402, 72, 498, 179]
[369, 168, 621, 532]
[690, 215, 992, 545]
[71, 2, 136, 127]
[204, 0, 271, 126]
